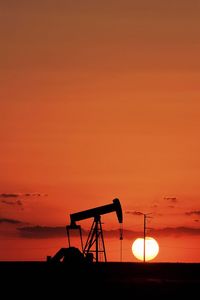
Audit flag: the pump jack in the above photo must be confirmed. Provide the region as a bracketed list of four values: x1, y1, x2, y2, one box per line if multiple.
[48, 198, 123, 264]
[67, 198, 123, 262]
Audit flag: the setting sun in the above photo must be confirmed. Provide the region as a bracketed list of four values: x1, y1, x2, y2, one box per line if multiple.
[132, 237, 159, 262]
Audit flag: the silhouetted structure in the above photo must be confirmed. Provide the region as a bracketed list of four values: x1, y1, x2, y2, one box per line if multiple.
[47, 247, 85, 264]
[48, 198, 123, 264]
[67, 198, 123, 262]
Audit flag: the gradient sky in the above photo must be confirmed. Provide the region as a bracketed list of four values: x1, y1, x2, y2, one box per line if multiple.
[0, 0, 200, 262]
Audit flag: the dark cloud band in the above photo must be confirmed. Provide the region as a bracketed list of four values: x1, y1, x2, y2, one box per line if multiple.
[185, 210, 200, 216]
[17, 225, 200, 239]
[0, 218, 23, 224]
[0, 193, 47, 198]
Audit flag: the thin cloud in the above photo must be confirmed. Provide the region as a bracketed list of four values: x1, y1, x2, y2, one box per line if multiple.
[18, 226, 88, 239]
[151, 204, 158, 208]
[105, 227, 200, 239]
[17, 225, 200, 239]
[17, 225, 136, 239]
[0, 218, 23, 224]
[1, 199, 23, 206]
[24, 193, 48, 197]
[168, 205, 175, 209]
[18, 226, 66, 238]
[125, 211, 143, 216]
[164, 197, 178, 203]
[0, 192, 47, 209]
[103, 227, 200, 239]
[185, 210, 200, 216]
[0, 193, 48, 198]
[150, 227, 200, 237]
[0, 193, 19, 198]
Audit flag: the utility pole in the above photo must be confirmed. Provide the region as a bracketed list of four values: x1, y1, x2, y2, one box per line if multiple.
[119, 223, 123, 262]
[143, 213, 152, 262]
[143, 214, 146, 262]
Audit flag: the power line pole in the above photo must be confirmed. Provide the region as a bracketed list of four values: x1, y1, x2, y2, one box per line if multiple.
[143, 213, 152, 262]
[143, 214, 146, 262]
[119, 223, 123, 262]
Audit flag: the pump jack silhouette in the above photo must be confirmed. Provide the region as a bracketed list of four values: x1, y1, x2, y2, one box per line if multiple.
[48, 198, 123, 263]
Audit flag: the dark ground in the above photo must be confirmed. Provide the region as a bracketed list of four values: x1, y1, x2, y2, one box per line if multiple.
[1, 261, 200, 298]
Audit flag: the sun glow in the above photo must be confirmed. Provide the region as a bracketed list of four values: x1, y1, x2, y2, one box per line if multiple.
[132, 237, 159, 261]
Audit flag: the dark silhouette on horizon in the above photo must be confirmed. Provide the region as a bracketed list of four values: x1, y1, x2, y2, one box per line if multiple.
[2, 199, 199, 298]
[48, 198, 123, 264]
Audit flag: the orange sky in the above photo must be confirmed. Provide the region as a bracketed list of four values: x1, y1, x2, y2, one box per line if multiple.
[0, 1, 200, 262]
